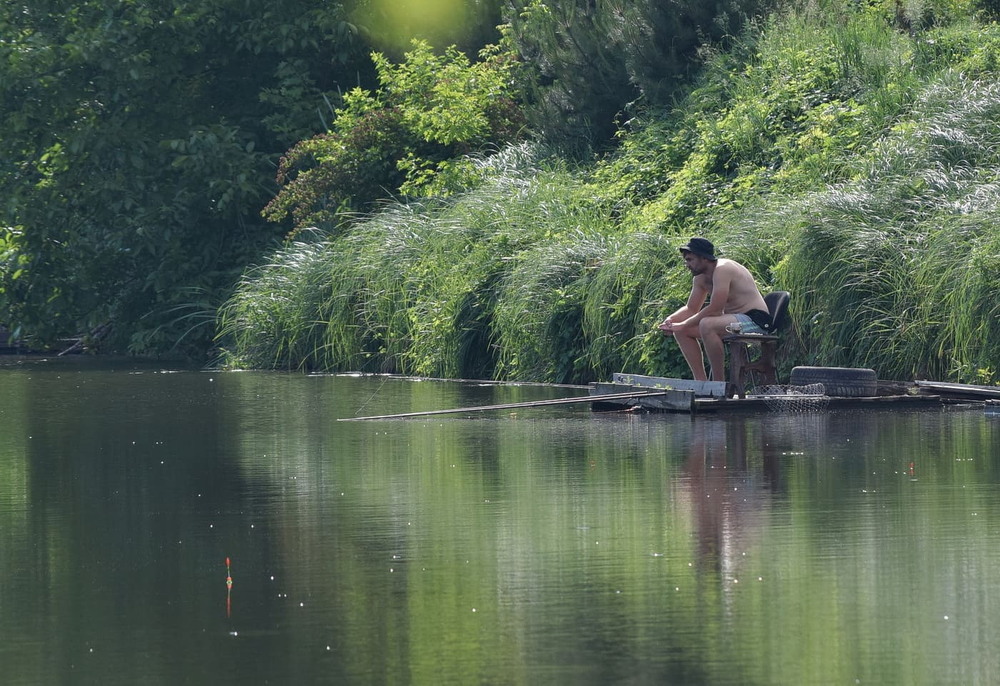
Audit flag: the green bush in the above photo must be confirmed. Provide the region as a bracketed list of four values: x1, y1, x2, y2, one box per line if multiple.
[222, 5, 1000, 384]
[777, 72, 1000, 381]
[261, 38, 526, 233]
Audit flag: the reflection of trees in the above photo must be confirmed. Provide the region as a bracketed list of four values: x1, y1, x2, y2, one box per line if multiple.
[9, 365, 286, 685]
[10, 369, 1000, 685]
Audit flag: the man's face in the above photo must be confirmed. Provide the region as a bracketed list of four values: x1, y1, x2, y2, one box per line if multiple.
[683, 252, 708, 275]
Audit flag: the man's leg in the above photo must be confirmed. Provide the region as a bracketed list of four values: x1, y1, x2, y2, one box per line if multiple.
[673, 328, 708, 381]
[699, 316, 737, 382]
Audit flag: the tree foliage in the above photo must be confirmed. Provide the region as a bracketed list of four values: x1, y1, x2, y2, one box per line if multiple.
[221, 6, 1000, 384]
[261, 38, 527, 232]
[0, 0, 370, 355]
[503, 0, 774, 155]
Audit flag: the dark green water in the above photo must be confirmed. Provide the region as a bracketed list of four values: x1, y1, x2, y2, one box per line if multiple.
[2, 358, 1000, 685]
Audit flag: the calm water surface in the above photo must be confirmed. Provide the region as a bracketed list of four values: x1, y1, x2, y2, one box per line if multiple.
[2, 358, 999, 685]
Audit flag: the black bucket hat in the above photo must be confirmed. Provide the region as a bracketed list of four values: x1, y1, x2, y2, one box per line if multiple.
[679, 237, 717, 261]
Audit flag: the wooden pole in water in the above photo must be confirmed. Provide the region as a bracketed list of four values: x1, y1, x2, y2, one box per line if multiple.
[338, 390, 672, 421]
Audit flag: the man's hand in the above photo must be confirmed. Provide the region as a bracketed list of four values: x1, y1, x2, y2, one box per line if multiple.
[658, 319, 677, 336]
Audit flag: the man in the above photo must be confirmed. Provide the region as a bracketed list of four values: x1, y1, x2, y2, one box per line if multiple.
[658, 237, 771, 382]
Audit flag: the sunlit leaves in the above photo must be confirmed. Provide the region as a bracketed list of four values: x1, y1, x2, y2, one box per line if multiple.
[262, 38, 526, 232]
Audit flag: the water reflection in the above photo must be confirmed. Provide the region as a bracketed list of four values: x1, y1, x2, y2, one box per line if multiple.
[679, 417, 782, 574]
[2, 362, 1000, 685]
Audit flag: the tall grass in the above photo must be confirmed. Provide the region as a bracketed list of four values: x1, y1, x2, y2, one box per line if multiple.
[219, 144, 651, 379]
[220, 9, 1000, 384]
[217, 232, 336, 369]
[218, 140, 705, 381]
[778, 72, 1000, 380]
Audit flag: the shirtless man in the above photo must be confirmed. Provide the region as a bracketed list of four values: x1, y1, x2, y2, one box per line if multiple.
[658, 237, 771, 382]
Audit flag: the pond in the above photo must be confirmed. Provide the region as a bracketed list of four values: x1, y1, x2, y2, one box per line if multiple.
[2, 358, 999, 685]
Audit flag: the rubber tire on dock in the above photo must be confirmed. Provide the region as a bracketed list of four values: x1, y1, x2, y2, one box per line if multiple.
[789, 366, 878, 397]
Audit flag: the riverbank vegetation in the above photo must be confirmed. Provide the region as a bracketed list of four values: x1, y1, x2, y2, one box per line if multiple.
[5, 0, 1000, 384]
[221, 1, 1000, 383]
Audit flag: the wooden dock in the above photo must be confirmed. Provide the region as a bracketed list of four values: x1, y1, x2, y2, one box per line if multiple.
[586, 373, 993, 413]
[589, 373, 723, 413]
[588, 373, 722, 412]
[336, 373, 999, 420]
[914, 380, 1000, 399]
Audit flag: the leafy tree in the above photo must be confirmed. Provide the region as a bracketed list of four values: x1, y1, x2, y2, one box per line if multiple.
[262, 37, 527, 233]
[0, 0, 370, 355]
[503, 0, 773, 155]
[503, 0, 634, 155]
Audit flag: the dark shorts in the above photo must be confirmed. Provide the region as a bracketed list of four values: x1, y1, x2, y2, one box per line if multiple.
[733, 308, 772, 334]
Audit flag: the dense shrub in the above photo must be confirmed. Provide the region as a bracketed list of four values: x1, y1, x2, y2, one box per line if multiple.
[261, 39, 527, 233]
[221, 5, 1000, 384]
[504, 0, 773, 155]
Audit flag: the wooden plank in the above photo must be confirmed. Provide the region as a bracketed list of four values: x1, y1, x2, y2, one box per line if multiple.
[339, 390, 673, 421]
[915, 380, 1000, 399]
[612, 373, 728, 398]
[590, 383, 695, 412]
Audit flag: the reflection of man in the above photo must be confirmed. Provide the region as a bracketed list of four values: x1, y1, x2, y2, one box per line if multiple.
[681, 418, 779, 573]
[683, 420, 732, 569]
[658, 238, 771, 382]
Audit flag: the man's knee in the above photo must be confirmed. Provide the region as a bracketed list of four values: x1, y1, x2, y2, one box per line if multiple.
[675, 327, 699, 341]
[699, 319, 720, 337]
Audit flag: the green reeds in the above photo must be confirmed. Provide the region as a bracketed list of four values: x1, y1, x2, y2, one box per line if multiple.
[219, 145, 617, 380]
[217, 231, 338, 370]
[580, 232, 691, 380]
[778, 72, 1000, 381]
[219, 11, 1000, 384]
[218, 141, 697, 382]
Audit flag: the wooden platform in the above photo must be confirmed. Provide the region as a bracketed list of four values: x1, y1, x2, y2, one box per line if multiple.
[608, 373, 727, 397]
[589, 373, 731, 413]
[914, 380, 1000, 399]
[588, 374, 965, 414]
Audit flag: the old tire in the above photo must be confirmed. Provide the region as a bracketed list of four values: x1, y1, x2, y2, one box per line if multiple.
[789, 366, 878, 397]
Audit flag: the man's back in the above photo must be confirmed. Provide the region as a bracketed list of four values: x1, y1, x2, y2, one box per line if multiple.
[706, 258, 768, 314]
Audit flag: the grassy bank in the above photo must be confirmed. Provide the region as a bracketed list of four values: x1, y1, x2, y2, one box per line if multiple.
[219, 8, 1000, 384]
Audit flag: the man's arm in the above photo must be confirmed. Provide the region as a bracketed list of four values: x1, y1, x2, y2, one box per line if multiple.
[659, 277, 712, 334]
[675, 268, 733, 329]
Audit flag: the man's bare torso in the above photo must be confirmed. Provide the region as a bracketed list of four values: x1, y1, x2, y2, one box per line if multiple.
[694, 258, 768, 314]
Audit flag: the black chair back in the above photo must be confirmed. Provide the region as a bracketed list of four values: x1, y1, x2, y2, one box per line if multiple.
[763, 291, 790, 333]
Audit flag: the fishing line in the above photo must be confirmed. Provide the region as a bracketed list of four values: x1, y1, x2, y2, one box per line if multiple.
[354, 374, 390, 415]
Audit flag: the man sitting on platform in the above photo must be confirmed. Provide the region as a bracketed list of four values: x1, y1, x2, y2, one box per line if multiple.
[658, 237, 771, 382]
